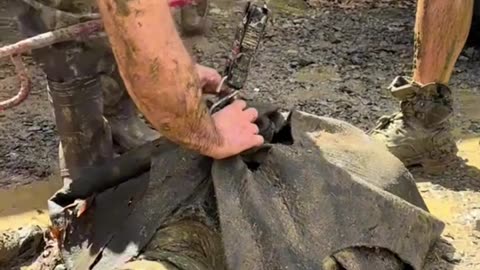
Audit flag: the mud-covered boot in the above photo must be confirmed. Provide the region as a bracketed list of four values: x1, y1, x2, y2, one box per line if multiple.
[370, 76, 458, 169]
[101, 69, 160, 152]
[48, 76, 114, 183]
[180, 0, 209, 36]
[14, 1, 115, 183]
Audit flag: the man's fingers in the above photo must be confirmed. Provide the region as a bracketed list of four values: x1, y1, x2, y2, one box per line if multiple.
[231, 99, 247, 110]
[249, 123, 260, 134]
[243, 107, 258, 122]
[252, 134, 264, 146]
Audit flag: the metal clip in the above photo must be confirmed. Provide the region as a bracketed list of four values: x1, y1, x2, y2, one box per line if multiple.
[208, 76, 239, 113]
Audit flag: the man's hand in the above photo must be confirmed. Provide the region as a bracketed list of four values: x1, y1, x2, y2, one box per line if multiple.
[207, 100, 264, 159]
[195, 64, 222, 94]
[97, 0, 255, 157]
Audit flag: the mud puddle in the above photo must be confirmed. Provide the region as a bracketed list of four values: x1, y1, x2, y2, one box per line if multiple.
[418, 90, 480, 269]
[0, 176, 61, 231]
[457, 91, 480, 121]
[458, 137, 480, 169]
[454, 90, 480, 170]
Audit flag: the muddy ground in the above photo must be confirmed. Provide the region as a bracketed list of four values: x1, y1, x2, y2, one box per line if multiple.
[0, 0, 479, 269]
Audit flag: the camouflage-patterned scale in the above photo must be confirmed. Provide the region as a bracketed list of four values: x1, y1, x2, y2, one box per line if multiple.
[223, 2, 269, 90]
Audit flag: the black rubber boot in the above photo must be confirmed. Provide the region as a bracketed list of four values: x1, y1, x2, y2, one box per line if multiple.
[15, 3, 114, 184]
[100, 53, 160, 153]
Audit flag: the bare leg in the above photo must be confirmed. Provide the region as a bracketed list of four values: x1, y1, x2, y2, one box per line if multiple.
[413, 0, 474, 85]
[371, 0, 474, 168]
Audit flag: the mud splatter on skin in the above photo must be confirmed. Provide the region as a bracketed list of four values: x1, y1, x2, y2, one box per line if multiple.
[412, 32, 421, 77]
[156, 58, 222, 154]
[134, 8, 145, 17]
[106, 2, 114, 12]
[114, 0, 133, 16]
[149, 58, 160, 82]
[122, 36, 137, 63]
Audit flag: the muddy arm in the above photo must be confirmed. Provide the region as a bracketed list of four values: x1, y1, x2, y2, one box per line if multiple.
[96, 0, 223, 155]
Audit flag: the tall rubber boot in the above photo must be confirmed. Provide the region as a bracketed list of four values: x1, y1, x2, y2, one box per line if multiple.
[100, 53, 160, 152]
[48, 76, 113, 184]
[14, 2, 114, 184]
[370, 76, 458, 170]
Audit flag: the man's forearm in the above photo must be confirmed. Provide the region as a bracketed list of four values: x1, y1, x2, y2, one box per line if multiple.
[96, 0, 222, 153]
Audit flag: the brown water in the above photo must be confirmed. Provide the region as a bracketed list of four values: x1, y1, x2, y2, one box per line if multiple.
[0, 175, 61, 231]
[456, 90, 480, 169]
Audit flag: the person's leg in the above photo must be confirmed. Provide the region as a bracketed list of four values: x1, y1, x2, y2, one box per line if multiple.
[412, 0, 474, 84]
[13, 1, 160, 182]
[13, 1, 113, 184]
[371, 0, 474, 169]
[180, 0, 209, 36]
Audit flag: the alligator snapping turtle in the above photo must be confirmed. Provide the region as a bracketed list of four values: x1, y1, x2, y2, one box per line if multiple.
[37, 105, 443, 270]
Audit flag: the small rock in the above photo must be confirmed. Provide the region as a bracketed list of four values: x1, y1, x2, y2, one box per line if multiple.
[286, 49, 299, 55]
[298, 58, 315, 67]
[253, 88, 260, 92]
[351, 55, 362, 65]
[293, 19, 304, 25]
[209, 8, 222, 15]
[6, 152, 19, 159]
[27, 126, 41, 132]
[458, 55, 469, 61]
[475, 219, 480, 232]
[0, 225, 44, 264]
[464, 47, 476, 58]
[441, 252, 463, 264]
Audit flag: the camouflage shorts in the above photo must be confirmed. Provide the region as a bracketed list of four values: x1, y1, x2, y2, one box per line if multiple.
[19, 0, 98, 29]
[13, 0, 129, 112]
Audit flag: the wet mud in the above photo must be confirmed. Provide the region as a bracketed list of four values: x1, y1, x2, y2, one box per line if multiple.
[0, 0, 479, 269]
